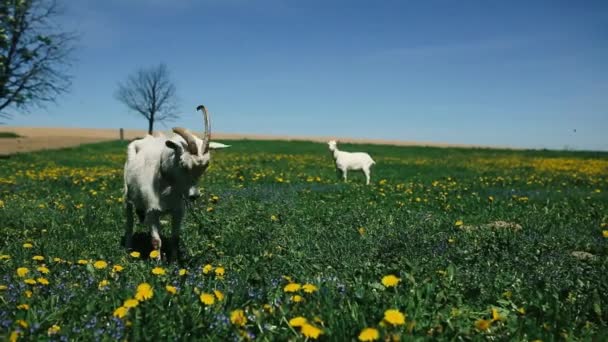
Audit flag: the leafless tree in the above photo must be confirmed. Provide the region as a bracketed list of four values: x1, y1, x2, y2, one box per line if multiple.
[0, 0, 76, 120]
[115, 63, 179, 135]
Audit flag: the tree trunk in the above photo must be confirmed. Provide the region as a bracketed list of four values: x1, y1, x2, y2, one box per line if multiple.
[148, 114, 154, 135]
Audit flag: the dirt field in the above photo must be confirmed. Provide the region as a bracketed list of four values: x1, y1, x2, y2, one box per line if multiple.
[0, 126, 488, 156]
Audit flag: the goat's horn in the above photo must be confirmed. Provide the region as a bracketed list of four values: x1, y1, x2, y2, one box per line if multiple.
[172, 127, 198, 155]
[197, 104, 211, 153]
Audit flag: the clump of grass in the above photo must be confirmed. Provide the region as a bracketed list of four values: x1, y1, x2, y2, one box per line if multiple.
[0, 131, 21, 138]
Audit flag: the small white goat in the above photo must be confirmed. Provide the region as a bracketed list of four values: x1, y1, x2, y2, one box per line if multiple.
[328, 140, 375, 185]
[123, 105, 226, 261]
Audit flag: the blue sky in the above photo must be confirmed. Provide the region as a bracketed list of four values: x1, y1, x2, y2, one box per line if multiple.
[7, 0, 608, 150]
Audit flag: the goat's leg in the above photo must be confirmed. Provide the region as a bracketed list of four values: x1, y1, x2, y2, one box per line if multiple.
[363, 167, 371, 185]
[342, 168, 348, 182]
[145, 210, 162, 260]
[124, 202, 134, 250]
[169, 207, 184, 263]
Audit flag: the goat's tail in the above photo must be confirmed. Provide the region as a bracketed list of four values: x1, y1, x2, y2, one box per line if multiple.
[126, 141, 139, 163]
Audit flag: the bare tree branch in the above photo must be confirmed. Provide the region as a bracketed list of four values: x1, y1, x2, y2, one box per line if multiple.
[0, 0, 76, 119]
[115, 63, 180, 134]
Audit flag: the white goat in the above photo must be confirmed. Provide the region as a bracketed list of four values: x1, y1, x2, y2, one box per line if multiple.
[123, 105, 224, 261]
[328, 140, 375, 185]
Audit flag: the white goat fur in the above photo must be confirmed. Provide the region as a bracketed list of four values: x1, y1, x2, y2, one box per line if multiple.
[328, 140, 375, 185]
[123, 105, 223, 260]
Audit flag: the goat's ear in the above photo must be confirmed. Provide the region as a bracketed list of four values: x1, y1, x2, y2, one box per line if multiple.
[166, 140, 182, 152]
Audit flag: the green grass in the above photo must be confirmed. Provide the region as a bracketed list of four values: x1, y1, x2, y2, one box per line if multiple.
[0, 131, 21, 138]
[0, 140, 607, 340]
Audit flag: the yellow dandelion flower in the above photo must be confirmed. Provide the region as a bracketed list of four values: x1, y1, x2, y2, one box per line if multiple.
[16, 267, 29, 277]
[215, 267, 225, 278]
[179, 268, 187, 276]
[151, 267, 166, 276]
[113, 306, 128, 318]
[77, 259, 88, 265]
[358, 227, 366, 235]
[53, 257, 62, 263]
[0, 254, 10, 260]
[603, 230, 608, 238]
[32, 255, 44, 261]
[149, 250, 160, 259]
[517, 307, 526, 315]
[263, 304, 274, 313]
[491, 308, 503, 321]
[37, 266, 50, 274]
[22, 243, 33, 249]
[214, 289, 224, 301]
[17, 303, 29, 310]
[166, 285, 177, 295]
[47, 324, 60, 335]
[0, 285, 7, 290]
[381, 275, 400, 288]
[123, 299, 139, 308]
[93, 260, 108, 269]
[475, 319, 491, 331]
[302, 283, 318, 293]
[289, 316, 307, 327]
[24, 290, 32, 298]
[37, 277, 49, 285]
[98, 279, 110, 289]
[202, 264, 213, 274]
[24, 278, 36, 285]
[135, 283, 153, 301]
[455, 220, 464, 227]
[200, 293, 215, 305]
[384, 309, 406, 326]
[359, 327, 380, 341]
[284, 283, 301, 293]
[270, 215, 278, 221]
[301, 323, 323, 339]
[130, 251, 141, 258]
[112, 265, 124, 273]
[9, 331, 19, 342]
[16, 320, 28, 329]
[230, 309, 247, 326]
[291, 295, 303, 303]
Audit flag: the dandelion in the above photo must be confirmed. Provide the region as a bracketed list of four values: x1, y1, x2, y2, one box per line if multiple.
[53, 257, 62, 263]
[37, 277, 49, 285]
[166, 285, 177, 295]
[17, 303, 30, 310]
[151, 267, 166, 276]
[0, 285, 7, 290]
[24, 278, 37, 285]
[135, 283, 154, 301]
[291, 295, 303, 303]
[289, 316, 307, 327]
[284, 283, 301, 293]
[302, 283, 318, 293]
[215, 267, 225, 278]
[0, 254, 10, 260]
[112, 265, 124, 273]
[113, 306, 128, 319]
[32, 255, 44, 261]
[16, 267, 29, 277]
[92, 260, 107, 269]
[491, 308, 503, 321]
[359, 327, 380, 341]
[214, 289, 224, 301]
[179, 268, 187, 276]
[603, 230, 608, 238]
[24, 290, 32, 298]
[384, 309, 406, 326]
[47, 324, 61, 336]
[130, 251, 141, 258]
[517, 307, 526, 315]
[149, 250, 160, 259]
[270, 215, 278, 222]
[202, 264, 213, 274]
[123, 299, 139, 308]
[16, 320, 28, 329]
[381, 275, 400, 288]
[301, 323, 323, 339]
[200, 293, 215, 305]
[358, 227, 366, 235]
[455, 220, 463, 227]
[230, 309, 247, 326]
[23, 243, 33, 248]
[37, 266, 50, 274]
[77, 259, 88, 265]
[475, 319, 491, 331]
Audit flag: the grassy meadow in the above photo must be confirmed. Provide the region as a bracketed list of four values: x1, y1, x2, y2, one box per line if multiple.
[0, 140, 607, 341]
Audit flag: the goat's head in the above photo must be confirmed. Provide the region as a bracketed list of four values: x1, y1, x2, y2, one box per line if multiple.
[327, 140, 338, 152]
[162, 105, 212, 196]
